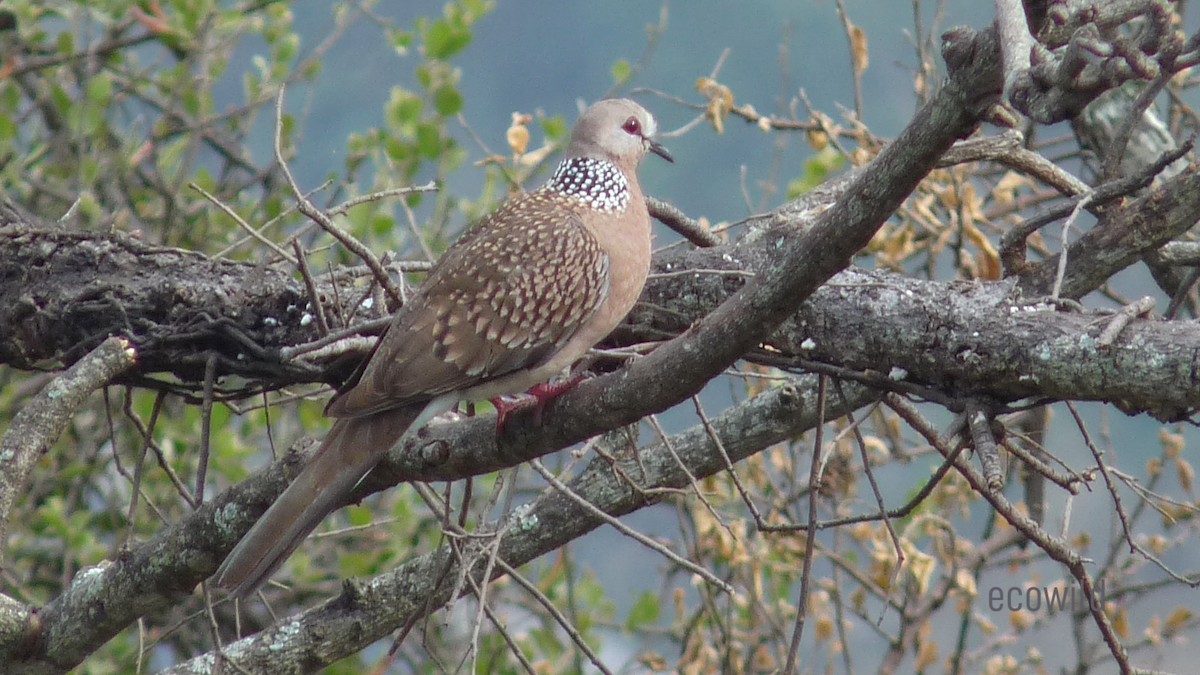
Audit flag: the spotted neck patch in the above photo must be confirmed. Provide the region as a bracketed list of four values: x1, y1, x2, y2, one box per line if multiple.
[545, 157, 631, 213]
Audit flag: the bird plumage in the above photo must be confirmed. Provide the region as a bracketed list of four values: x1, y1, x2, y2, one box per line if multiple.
[214, 98, 670, 597]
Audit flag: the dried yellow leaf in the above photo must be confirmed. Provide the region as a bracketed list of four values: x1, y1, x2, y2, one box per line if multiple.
[1160, 428, 1186, 457]
[902, 540, 936, 595]
[695, 77, 735, 134]
[1177, 457, 1194, 493]
[815, 616, 834, 642]
[752, 645, 776, 671]
[963, 221, 1002, 280]
[1165, 607, 1194, 635]
[993, 170, 1033, 206]
[915, 639, 938, 671]
[506, 111, 531, 160]
[850, 25, 869, 74]
[1148, 534, 1168, 555]
[637, 652, 669, 672]
[1112, 606, 1129, 638]
[1144, 615, 1163, 645]
[806, 128, 829, 151]
[955, 568, 978, 597]
[1010, 609, 1034, 631]
[1147, 456, 1163, 478]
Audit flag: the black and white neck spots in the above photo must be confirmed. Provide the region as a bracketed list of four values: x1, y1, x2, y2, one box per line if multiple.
[545, 157, 631, 213]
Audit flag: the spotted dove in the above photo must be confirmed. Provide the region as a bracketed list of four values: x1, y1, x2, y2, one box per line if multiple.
[214, 98, 671, 596]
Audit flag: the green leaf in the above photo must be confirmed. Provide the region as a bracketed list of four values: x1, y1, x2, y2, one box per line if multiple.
[338, 549, 382, 577]
[626, 591, 661, 630]
[156, 137, 189, 180]
[85, 74, 113, 108]
[273, 32, 299, 64]
[182, 87, 201, 118]
[383, 136, 411, 163]
[55, 30, 73, 55]
[387, 28, 413, 56]
[539, 116, 568, 143]
[385, 88, 423, 132]
[611, 59, 632, 85]
[425, 18, 471, 59]
[433, 86, 463, 116]
[371, 211, 394, 237]
[243, 69, 262, 101]
[416, 122, 442, 159]
[79, 156, 99, 185]
[786, 147, 846, 199]
[0, 110, 15, 143]
[346, 505, 373, 527]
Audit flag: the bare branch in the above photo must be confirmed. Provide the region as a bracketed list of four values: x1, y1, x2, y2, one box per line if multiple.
[0, 336, 138, 563]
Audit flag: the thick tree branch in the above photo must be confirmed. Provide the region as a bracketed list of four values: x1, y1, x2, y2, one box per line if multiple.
[1016, 159, 1200, 298]
[0, 337, 138, 564]
[632, 261, 1200, 421]
[0, 199, 407, 394]
[1008, 0, 1192, 123]
[0, 337, 137, 660]
[163, 379, 876, 674]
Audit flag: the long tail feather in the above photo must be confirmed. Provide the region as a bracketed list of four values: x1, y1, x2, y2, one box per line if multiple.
[214, 405, 421, 597]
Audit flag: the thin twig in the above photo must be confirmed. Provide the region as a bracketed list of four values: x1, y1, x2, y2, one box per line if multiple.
[1097, 296, 1155, 347]
[120, 389, 164, 547]
[195, 353, 218, 504]
[326, 182, 438, 217]
[190, 182, 297, 264]
[291, 239, 331, 336]
[1052, 193, 1095, 299]
[834, 0, 865, 118]
[784, 375, 826, 672]
[1103, 72, 1174, 181]
[890, 394, 1135, 673]
[122, 390, 196, 508]
[494, 557, 613, 675]
[529, 459, 733, 594]
[690, 395, 764, 529]
[966, 400, 1004, 492]
[1066, 402, 1200, 586]
[272, 86, 403, 303]
[648, 268, 755, 280]
[835, 383, 905, 620]
[213, 181, 331, 260]
[647, 196, 722, 247]
[278, 317, 391, 361]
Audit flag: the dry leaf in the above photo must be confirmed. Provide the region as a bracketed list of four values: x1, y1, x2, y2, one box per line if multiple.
[1165, 607, 1194, 636]
[1176, 458, 1194, 493]
[695, 77, 734, 134]
[915, 639, 938, 671]
[806, 128, 829, 151]
[850, 25, 869, 75]
[506, 112, 531, 161]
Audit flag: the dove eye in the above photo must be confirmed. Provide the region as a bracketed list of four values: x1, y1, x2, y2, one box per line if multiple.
[622, 117, 641, 136]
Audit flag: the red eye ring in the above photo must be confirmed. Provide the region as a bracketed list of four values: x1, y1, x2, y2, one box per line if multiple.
[622, 116, 641, 135]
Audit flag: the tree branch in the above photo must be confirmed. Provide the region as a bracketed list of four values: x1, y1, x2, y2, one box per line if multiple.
[162, 379, 876, 674]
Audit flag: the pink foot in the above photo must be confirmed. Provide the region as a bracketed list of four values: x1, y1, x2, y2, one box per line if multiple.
[491, 374, 586, 433]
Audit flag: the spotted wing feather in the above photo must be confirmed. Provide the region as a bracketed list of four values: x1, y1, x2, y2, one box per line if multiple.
[328, 191, 609, 418]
